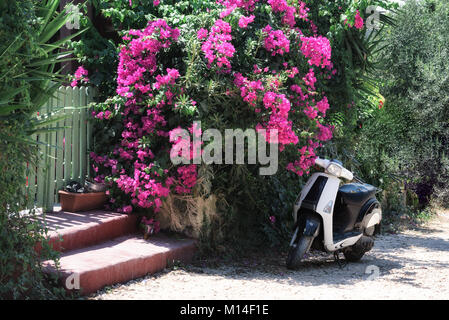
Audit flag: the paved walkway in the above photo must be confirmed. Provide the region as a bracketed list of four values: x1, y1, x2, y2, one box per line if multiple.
[92, 212, 449, 300]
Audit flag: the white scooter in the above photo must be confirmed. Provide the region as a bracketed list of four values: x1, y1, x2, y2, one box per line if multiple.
[286, 158, 382, 269]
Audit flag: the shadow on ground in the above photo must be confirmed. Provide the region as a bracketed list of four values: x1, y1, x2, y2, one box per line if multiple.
[179, 226, 449, 289]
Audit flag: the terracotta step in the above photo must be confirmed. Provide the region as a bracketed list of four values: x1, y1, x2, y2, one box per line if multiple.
[43, 234, 196, 295]
[36, 210, 138, 253]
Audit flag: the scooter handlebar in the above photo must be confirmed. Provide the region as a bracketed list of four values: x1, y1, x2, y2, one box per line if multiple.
[314, 157, 354, 181]
[341, 167, 354, 181]
[314, 157, 330, 169]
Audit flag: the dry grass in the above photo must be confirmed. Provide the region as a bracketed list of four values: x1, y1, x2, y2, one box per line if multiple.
[156, 164, 225, 240]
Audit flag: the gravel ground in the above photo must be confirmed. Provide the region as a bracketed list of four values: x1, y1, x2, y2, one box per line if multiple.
[91, 212, 449, 300]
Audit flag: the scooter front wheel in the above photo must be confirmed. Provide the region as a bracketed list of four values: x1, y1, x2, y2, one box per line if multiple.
[286, 233, 314, 269]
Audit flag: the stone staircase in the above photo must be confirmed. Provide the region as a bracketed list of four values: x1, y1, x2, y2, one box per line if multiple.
[38, 210, 196, 295]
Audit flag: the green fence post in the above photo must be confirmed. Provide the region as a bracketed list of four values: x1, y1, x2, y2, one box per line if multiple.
[86, 87, 94, 180]
[72, 86, 81, 181]
[64, 87, 73, 183]
[55, 87, 65, 194]
[45, 94, 57, 212]
[79, 86, 87, 184]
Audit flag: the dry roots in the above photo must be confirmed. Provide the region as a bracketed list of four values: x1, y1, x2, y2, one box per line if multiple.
[156, 165, 225, 240]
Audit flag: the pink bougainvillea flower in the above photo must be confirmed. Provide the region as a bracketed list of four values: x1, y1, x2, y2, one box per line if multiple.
[197, 28, 208, 40]
[74, 66, 88, 78]
[92, 19, 193, 213]
[354, 10, 364, 30]
[262, 25, 290, 56]
[316, 123, 334, 141]
[345, 10, 364, 30]
[123, 205, 133, 214]
[286, 140, 320, 176]
[303, 104, 318, 119]
[238, 15, 255, 28]
[297, 1, 310, 21]
[175, 164, 198, 194]
[303, 68, 317, 90]
[217, 0, 260, 12]
[200, 19, 235, 72]
[310, 20, 318, 34]
[104, 110, 112, 119]
[316, 96, 330, 115]
[116, 19, 179, 97]
[267, 0, 298, 27]
[71, 66, 89, 87]
[300, 36, 332, 68]
[220, 4, 237, 18]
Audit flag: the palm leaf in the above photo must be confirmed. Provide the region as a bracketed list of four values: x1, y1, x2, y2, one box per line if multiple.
[37, 1, 70, 44]
[1, 0, 86, 143]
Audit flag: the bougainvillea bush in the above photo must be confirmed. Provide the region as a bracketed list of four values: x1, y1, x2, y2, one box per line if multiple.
[91, 2, 332, 209]
[72, 0, 396, 249]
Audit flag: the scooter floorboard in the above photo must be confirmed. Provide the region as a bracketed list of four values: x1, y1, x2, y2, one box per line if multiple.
[333, 231, 362, 243]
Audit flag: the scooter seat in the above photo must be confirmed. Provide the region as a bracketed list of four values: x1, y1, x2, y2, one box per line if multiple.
[338, 183, 377, 205]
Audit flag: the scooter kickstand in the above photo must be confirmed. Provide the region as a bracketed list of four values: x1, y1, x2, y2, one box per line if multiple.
[333, 251, 347, 269]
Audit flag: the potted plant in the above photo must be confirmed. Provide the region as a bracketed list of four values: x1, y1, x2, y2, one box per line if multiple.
[59, 180, 108, 212]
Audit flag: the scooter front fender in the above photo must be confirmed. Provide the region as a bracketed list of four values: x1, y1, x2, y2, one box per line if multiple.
[289, 213, 321, 246]
[302, 214, 321, 237]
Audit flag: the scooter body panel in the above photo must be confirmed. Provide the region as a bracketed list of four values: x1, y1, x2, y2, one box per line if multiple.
[292, 172, 377, 253]
[315, 175, 341, 251]
[293, 172, 336, 224]
[293, 173, 342, 252]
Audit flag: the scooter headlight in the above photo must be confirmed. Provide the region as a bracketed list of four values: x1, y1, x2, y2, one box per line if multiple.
[326, 163, 342, 177]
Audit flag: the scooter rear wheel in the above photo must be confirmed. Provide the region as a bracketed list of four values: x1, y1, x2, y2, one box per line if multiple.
[343, 245, 366, 262]
[286, 234, 314, 269]
[343, 235, 375, 262]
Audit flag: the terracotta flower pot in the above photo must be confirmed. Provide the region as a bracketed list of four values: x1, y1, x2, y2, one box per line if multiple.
[59, 190, 107, 212]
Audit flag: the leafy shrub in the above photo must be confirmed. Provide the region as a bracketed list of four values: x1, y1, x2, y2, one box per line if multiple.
[0, 0, 78, 299]
[358, 0, 449, 209]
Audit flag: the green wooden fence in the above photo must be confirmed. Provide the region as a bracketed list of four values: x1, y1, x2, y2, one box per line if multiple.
[26, 86, 95, 212]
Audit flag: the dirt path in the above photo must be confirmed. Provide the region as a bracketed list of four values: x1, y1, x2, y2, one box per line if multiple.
[92, 212, 449, 300]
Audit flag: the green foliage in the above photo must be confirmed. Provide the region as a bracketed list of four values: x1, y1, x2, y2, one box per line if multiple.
[0, 120, 66, 299]
[308, 0, 397, 134]
[308, 2, 399, 193]
[0, 0, 80, 299]
[357, 0, 449, 209]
